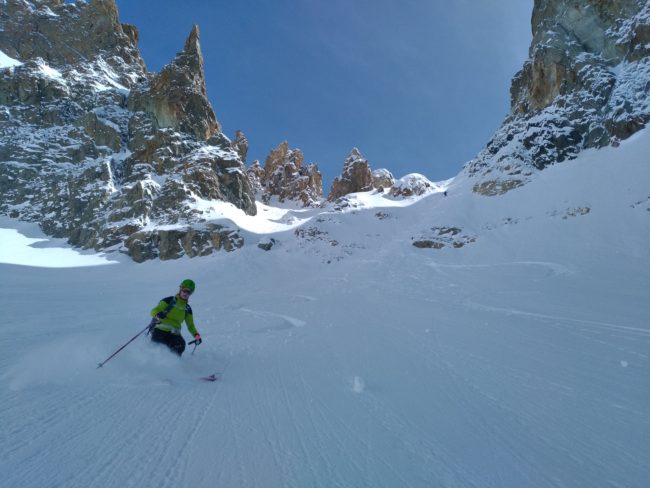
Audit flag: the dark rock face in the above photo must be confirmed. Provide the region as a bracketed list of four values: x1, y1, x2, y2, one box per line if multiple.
[246, 160, 264, 193]
[257, 238, 277, 251]
[125, 225, 244, 262]
[467, 0, 650, 195]
[233, 130, 249, 163]
[0, 0, 256, 260]
[254, 141, 323, 206]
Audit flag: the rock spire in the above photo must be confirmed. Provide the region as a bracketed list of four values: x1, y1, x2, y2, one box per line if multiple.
[328, 148, 373, 201]
[252, 141, 323, 206]
[128, 24, 220, 140]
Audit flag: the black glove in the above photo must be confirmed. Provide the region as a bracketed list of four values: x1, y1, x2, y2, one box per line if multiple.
[193, 334, 202, 345]
[147, 319, 157, 334]
[155, 312, 166, 322]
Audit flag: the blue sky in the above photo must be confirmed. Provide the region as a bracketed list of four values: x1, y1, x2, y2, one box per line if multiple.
[114, 1, 532, 189]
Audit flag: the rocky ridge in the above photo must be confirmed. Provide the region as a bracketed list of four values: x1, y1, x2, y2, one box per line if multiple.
[0, 0, 255, 261]
[466, 0, 650, 195]
[248, 141, 323, 207]
[250, 143, 428, 208]
[328, 148, 433, 204]
[1, 0, 647, 261]
[0, 0, 418, 261]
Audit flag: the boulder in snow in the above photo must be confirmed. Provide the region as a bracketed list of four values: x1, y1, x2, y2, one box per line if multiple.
[390, 173, 435, 198]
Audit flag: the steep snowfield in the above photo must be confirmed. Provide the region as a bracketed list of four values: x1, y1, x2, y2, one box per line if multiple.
[1, 130, 649, 488]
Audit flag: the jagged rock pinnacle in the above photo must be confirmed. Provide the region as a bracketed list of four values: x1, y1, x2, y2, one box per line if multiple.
[184, 24, 202, 56]
[128, 23, 220, 139]
[253, 141, 323, 206]
[328, 148, 373, 201]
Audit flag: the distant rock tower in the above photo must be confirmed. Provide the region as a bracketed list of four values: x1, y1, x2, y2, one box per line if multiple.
[328, 148, 373, 201]
[253, 141, 323, 206]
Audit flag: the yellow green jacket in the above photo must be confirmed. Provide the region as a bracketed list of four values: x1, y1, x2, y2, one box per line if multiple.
[151, 295, 198, 336]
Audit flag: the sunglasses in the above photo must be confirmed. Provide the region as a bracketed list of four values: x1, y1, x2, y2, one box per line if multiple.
[180, 288, 193, 295]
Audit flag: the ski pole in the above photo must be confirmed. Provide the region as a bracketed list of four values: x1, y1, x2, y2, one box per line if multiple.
[97, 320, 155, 369]
[188, 338, 200, 355]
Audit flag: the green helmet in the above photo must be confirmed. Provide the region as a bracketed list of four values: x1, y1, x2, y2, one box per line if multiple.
[180, 279, 196, 292]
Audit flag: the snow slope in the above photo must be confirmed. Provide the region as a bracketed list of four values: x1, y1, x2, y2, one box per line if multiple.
[0, 130, 649, 488]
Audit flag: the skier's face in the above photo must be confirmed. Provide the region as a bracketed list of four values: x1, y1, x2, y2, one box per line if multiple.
[179, 288, 193, 299]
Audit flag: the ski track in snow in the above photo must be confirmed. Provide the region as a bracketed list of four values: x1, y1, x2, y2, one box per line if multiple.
[466, 300, 650, 339]
[2, 247, 649, 488]
[1, 130, 650, 487]
[238, 307, 307, 333]
[427, 260, 573, 278]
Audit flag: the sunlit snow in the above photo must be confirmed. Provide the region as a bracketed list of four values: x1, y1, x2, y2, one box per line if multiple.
[0, 223, 115, 268]
[0, 129, 648, 488]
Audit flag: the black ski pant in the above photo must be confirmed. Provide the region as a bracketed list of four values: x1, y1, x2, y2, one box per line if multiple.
[151, 328, 186, 356]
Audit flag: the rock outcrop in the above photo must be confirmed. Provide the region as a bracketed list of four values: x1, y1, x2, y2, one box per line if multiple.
[390, 174, 436, 197]
[128, 24, 219, 140]
[328, 148, 373, 201]
[328, 149, 425, 201]
[125, 224, 244, 263]
[371, 168, 395, 192]
[253, 141, 323, 206]
[466, 0, 650, 195]
[0, 0, 144, 75]
[233, 130, 249, 163]
[412, 227, 477, 250]
[0, 0, 256, 260]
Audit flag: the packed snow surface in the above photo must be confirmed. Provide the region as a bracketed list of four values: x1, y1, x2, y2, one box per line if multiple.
[1, 130, 649, 487]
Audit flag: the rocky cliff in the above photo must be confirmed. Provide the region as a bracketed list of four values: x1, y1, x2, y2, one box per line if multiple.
[0, 0, 255, 261]
[249, 141, 323, 207]
[466, 0, 650, 196]
[2, 0, 647, 260]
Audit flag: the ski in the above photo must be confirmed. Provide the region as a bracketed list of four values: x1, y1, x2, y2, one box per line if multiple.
[200, 373, 220, 382]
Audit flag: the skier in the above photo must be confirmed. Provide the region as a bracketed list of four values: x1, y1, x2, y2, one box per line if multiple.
[149, 279, 202, 356]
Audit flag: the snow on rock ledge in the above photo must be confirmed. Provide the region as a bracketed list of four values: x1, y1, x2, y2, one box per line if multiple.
[371, 168, 395, 192]
[390, 173, 437, 198]
[0, 50, 22, 69]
